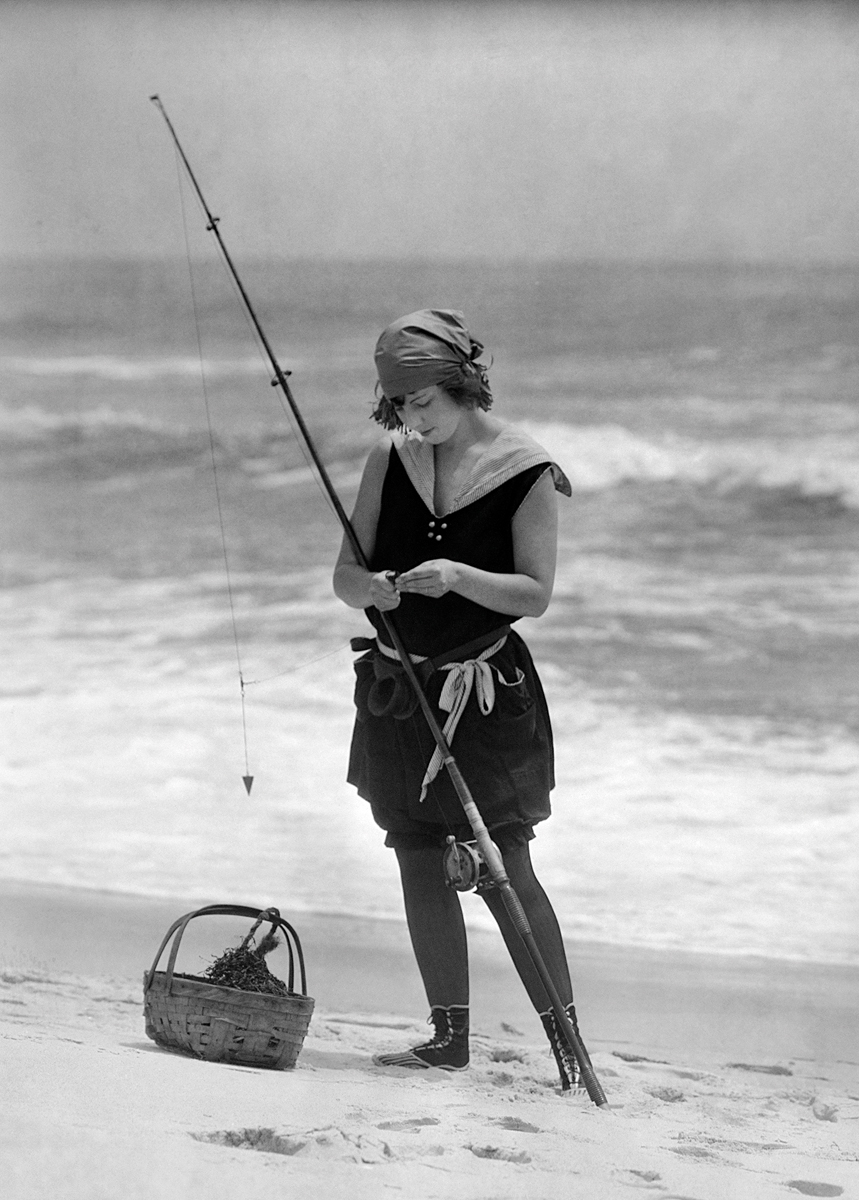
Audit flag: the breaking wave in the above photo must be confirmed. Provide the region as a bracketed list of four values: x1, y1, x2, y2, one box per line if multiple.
[0, 401, 172, 437]
[0, 401, 356, 482]
[0, 354, 266, 383]
[4, 400, 859, 510]
[521, 419, 859, 510]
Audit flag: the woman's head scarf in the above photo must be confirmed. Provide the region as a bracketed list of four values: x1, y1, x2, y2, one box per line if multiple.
[374, 309, 483, 399]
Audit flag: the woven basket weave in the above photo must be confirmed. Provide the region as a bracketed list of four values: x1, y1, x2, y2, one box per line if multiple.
[143, 904, 314, 1070]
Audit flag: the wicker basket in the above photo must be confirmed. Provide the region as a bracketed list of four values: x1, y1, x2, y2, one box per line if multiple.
[143, 904, 314, 1069]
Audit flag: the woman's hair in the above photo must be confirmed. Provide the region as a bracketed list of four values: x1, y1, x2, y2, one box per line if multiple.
[370, 360, 493, 430]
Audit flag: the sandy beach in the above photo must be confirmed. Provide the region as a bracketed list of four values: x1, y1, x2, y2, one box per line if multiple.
[2, 881, 857, 1200]
[5, 4, 859, 1198]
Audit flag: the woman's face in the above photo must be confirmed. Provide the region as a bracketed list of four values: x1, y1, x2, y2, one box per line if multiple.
[395, 384, 462, 443]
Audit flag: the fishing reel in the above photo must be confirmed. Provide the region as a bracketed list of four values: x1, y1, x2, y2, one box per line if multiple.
[442, 836, 496, 893]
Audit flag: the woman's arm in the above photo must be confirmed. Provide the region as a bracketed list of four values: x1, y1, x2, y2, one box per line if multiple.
[332, 438, 401, 611]
[396, 469, 558, 617]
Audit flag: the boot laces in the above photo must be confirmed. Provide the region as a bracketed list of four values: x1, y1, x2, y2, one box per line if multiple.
[419, 1006, 465, 1051]
[543, 1007, 584, 1090]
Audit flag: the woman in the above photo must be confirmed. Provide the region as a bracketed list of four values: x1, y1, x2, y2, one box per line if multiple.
[333, 309, 585, 1090]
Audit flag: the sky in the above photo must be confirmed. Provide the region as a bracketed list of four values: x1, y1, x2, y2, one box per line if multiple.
[2, 0, 859, 261]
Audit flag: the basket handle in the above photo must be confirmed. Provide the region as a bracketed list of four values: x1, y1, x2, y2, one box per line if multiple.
[143, 904, 309, 997]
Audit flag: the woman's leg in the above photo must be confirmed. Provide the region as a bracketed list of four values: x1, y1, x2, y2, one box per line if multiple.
[479, 840, 572, 1011]
[394, 844, 469, 1007]
[480, 840, 585, 1089]
[374, 844, 470, 1070]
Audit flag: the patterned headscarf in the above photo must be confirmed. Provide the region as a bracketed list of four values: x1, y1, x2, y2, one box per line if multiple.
[374, 309, 484, 399]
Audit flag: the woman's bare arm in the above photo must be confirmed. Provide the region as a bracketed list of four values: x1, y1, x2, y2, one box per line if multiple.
[332, 438, 401, 611]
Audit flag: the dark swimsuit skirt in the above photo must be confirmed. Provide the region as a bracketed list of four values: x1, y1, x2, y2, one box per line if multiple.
[347, 448, 556, 849]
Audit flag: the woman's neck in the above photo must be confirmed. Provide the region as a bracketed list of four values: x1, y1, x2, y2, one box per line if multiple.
[435, 409, 503, 459]
[432, 411, 504, 513]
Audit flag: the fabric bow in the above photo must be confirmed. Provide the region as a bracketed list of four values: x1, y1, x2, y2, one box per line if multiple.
[419, 637, 505, 801]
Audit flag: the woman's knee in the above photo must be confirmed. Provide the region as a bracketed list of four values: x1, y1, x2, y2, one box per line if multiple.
[499, 841, 541, 891]
[394, 844, 452, 896]
[395, 844, 444, 872]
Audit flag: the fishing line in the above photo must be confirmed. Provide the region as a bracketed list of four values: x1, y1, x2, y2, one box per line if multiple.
[170, 141, 358, 724]
[168, 153, 347, 534]
[174, 151, 253, 793]
[242, 640, 351, 688]
[172, 149, 350, 786]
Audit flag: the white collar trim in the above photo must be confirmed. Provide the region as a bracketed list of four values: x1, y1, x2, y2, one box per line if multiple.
[390, 424, 571, 516]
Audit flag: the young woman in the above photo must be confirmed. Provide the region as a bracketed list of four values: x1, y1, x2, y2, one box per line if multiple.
[333, 309, 585, 1090]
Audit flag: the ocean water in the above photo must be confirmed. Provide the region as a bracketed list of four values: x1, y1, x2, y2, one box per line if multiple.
[2, 256, 859, 965]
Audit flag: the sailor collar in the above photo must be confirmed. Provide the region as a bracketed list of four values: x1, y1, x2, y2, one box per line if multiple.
[391, 424, 572, 517]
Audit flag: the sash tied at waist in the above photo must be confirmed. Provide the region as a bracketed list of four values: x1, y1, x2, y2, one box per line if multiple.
[350, 626, 511, 801]
[374, 633, 508, 801]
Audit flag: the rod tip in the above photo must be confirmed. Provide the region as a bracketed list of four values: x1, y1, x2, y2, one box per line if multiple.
[149, 94, 160, 102]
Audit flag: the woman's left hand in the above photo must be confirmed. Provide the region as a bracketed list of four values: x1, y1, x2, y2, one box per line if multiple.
[396, 559, 460, 599]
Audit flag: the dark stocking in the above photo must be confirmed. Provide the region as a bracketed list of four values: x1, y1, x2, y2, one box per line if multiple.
[393, 845, 469, 1008]
[480, 841, 574, 1012]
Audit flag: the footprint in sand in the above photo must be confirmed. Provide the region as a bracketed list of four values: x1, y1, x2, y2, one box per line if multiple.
[612, 1051, 669, 1065]
[727, 1061, 793, 1076]
[489, 1047, 526, 1063]
[493, 1116, 540, 1133]
[194, 1126, 392, 1163]
[811, 1102, 838, 1122]
[786, 1184, 844, 1198]
[469, 1144, 531, 1163]
[376, 1117, 440, 1131]
[646, 1086, 685, 1103]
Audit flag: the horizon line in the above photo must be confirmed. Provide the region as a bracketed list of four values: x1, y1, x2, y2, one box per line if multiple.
[4, 252, 859, 269]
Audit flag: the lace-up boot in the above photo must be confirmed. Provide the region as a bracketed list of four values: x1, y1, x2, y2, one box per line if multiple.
[374, 1004, 469, 1071]
[540, 1003, 586, 1092]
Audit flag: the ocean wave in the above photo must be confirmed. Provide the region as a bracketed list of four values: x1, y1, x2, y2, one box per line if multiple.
[0, 402, 173, 438]
[520, 419, 859, 509]
[0, 354, 267, 383]
[5, 400, 859, 509]
[0, 401, 361, 484]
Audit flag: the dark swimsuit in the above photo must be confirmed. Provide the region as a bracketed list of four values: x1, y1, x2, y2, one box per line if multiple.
[347, 445, 556, 850]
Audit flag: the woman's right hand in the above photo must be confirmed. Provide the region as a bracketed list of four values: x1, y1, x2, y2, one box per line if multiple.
[368, 570, 401, 611]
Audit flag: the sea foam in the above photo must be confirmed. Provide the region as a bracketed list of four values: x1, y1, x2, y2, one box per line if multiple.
[520, 419, 859, 507]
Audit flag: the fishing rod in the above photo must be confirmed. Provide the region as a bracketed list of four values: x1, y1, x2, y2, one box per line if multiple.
[150, 95, 607, 1108]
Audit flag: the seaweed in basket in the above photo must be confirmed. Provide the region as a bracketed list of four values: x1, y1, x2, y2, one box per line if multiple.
[205, 926, 289, 996]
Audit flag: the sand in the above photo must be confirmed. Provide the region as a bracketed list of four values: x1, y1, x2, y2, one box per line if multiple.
[2, 881, 858, 1199]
